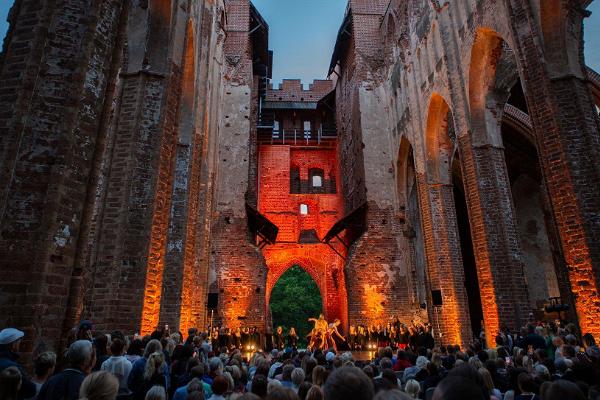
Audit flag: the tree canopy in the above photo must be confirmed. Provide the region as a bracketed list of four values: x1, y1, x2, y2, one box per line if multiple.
[269, 265, 322, 345]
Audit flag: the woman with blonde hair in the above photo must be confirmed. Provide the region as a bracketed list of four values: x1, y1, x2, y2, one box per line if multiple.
[312, 365, 326, 387]
[478, 367, 501, 400]
[403, 379, 420, 399]
[305, 385, 324, 400]
[79, 370, 119, 400]
[144, 385, 166, 400]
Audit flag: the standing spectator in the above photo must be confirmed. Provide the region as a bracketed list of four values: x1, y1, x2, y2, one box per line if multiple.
[128, 340, 170, 400]
[38, 340, 95, 400]
[101, 338, 133, 397]
[0, 366, 22, 400]
[93, 334, 110, 371]
[79, 370, 119, 400]
[0, 328, 37, 399]
[27, 352, 57, 399]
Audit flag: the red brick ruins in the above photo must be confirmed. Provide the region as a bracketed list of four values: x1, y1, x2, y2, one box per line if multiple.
[1, 0, 600, 356]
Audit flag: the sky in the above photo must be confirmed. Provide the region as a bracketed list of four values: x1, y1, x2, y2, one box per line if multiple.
[0, 1, 598, 84]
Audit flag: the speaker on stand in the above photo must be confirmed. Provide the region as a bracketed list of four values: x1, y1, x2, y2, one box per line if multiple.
[431, 290, 443, 339]
[207, 293, 219, 330]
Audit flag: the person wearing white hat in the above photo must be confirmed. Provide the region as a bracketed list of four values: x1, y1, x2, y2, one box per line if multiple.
[0, 327, 37, 399]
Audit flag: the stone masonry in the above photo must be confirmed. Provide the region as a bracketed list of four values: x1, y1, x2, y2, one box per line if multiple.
[0, 0, 599, 359]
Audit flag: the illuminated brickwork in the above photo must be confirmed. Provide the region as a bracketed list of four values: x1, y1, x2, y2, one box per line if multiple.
[258, 144, 348, 326]
[1, 0, 600, 356]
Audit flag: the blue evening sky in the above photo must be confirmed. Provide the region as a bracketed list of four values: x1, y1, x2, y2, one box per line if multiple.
[0, 1, 598, 84]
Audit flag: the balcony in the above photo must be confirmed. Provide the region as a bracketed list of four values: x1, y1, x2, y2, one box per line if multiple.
[257, 127, 337, 146]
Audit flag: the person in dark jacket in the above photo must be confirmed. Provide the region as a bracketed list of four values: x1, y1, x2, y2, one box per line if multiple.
[0, 328, 37, 400]
[38, 340, 95, 400]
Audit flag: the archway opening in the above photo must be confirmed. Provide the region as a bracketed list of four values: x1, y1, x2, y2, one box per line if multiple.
[452, 153, 483, 337]
[503, 80, 562, 313]
[269, 265, 323, 346]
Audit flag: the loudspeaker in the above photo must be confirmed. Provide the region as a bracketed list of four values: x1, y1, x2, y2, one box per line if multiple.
[207, 293, 219, 309]
[432, 290, 443, 307]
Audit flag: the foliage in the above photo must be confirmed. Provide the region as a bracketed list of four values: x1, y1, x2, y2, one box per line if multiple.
[269, 265, 322, 345]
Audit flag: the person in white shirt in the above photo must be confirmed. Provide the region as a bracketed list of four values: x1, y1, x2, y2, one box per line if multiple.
[101, 338, 133, 396]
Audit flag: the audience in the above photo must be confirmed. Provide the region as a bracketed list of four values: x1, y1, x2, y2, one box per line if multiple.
[0, 318, 596, 400]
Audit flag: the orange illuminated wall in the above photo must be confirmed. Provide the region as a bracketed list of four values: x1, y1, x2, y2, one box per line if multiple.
[258, 144, 348, 328]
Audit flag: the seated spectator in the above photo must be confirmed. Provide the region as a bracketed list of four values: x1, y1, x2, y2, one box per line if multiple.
[38, 340, 95, 400]
[279, 364, 294, 388]
[323, 366, 374, 400]
[173, 365, 212, 400]
[404, 379, 420, 399]
[79, 370, 119, 400]
[266, 387, 299, 400]
[373, 390, 412, 400]
[515, 373, 538, 400]
[145, 386, 167, 400]
[392, 351, 411, 372]
[539, 380, 585, 400]
[209, 375, 229, 400]
[297, 382, 313, 400]
[291, 368, 305, 392]
[431, 375, 487, 400]
[305, 385, 323, 400]
[251, 374, 268, 398]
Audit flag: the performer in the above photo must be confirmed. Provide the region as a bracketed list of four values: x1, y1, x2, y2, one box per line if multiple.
[325, 319, 346, 352]
[264, 326, 274, 352]
[274, 326, 285, 350]
[233, 327, 242, 349]
[307, 314, 329, 350]
[286, 327, 298, 349]
[241, 327, 250, 348]
[348, 325, 357, 350]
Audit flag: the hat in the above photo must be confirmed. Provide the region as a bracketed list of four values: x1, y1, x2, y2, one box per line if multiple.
[0, 328, 24, 345]
[326, 351, 335, 362]
[79, 320, 93, 330]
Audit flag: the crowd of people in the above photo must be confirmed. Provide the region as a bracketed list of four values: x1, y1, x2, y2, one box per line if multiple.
[0, 319, 599, 400]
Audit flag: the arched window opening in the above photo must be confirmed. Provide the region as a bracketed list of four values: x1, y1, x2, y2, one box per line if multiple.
[299, 204, 308, 215]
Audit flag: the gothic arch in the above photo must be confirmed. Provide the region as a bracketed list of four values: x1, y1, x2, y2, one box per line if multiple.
[266, 259, 325, 308]
[539, 0, 587, 79]
[424, 93, 453, 184]
[468, 28, 509, 146]
[397, 136, 428, 307]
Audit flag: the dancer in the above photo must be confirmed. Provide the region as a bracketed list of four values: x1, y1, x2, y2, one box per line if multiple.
[325, 319, 346, 352]
[307, 314, 329, 350]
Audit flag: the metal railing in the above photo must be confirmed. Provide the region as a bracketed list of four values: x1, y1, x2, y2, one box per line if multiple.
[259, 128, 337, 145]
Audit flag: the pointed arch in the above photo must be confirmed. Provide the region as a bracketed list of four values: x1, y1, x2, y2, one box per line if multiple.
[424, 93, 453, 184]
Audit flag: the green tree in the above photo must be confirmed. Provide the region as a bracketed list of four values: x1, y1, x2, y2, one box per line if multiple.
[269, 265, 322, 346]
